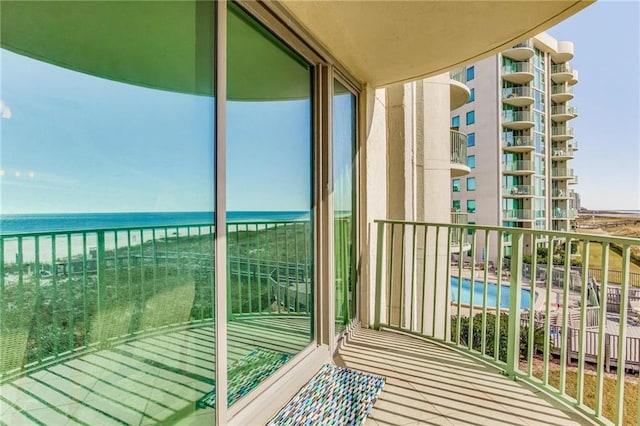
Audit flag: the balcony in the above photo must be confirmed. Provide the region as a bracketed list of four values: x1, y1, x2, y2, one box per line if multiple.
[449, 66, 471, 110]
[502, 39, 535, 61]
[550, 63, 573, 83]
[551, 105, 578, 122]
[503, 185, 533, 197]
[552, 188, 570, 199]
[552, 147, 575, 160]
[503, 160, 535, 175]
[570, 175, 579, 185]
[568, 140, 579, 151]
[552, 167, 575, 179]
[502, 209, 532, 220]
[450, 130, 471, 177]
[502, 110, 534, 130]
[374, 219, 640, 426]
[551, 83, 574, 103]
[502, 86, 534, 107]
[501, 62, 534, 84]
[502, 135, 535, 152]
[552, 125, 574, 142]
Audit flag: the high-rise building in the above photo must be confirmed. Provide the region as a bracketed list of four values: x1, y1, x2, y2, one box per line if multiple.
[450, 33, 579, 244]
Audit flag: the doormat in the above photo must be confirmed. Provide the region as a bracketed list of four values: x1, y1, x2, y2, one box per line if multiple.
[267, 364, 385, 425]
[197, 347, 291, 409]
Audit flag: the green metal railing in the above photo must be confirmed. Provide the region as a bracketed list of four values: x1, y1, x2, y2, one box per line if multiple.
[374, 219, 640, 425]
[0, 220, 311, 381]
[450, 130, 468, 166]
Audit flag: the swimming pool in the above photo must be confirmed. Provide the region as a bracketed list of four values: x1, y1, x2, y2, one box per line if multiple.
[450, 277, 533, 310]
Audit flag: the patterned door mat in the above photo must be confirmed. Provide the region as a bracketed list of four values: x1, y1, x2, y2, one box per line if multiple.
[197, 347, 292, 409]
[268, 364, 385, 425]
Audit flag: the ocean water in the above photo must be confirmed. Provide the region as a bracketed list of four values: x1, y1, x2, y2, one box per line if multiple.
[0, 211, 311, 235]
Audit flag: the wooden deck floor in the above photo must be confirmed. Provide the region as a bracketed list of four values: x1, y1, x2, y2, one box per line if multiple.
[0, 317, 311, 425]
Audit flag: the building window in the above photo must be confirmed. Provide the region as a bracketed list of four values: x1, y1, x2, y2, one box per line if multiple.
[467, 88, 475, 103]
[467, 199, 476, 213]
[467, 132, 475, 147]
[451, 115, 460, 128]
[467, 221, 476, 235]
[466, 66, 475, 81]
[466, 110, 475, 125]
[453, 200, 461, 211]
[452, 179, 461, 192]
[467, 177, 476, 191]
[467, 155, 476, 168]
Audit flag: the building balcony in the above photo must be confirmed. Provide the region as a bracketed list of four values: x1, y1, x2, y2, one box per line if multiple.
[569, 69, 579, 85]
[552, 188, 570, 198]
[550, 63, 574, 83]
[503, 160, 535, 175]
[568, 140, 579, 151]
[551, 41, 574, 63]
[551, 125, 574, 141]
[502, 39, 535, 61]
[551, 83, 574, 103]
[502, 208, 532, 220]
[450, 130, 471, 177]
[375, 218, 639, 426]
[569, 175, 579, 185]
[502, 86, 534, 107]
[552, 147, 575, 160]
[4, 218, 639, 426]
[552, 167, 575, 179]
[503, 185, 533, 197]
[502, 135, 535, 152]
[501, 62, 534, 84]
[449, 67, 471, 110]
[551, 105, 578, 122]
[502, 110, 534, 130]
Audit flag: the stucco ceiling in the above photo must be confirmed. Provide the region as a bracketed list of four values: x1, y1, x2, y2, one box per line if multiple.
[280, 0, 593, 87]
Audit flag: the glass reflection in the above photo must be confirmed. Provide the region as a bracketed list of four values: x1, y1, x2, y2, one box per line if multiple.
[225, 3, 313, 407]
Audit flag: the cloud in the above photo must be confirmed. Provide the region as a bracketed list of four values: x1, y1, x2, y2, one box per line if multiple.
[0, 100, 11, 119]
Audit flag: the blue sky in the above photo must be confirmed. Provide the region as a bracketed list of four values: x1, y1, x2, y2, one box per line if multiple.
[546, 0, 640, 210]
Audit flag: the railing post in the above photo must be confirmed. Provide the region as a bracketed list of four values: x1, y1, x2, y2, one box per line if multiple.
[96, 231, 106, 345]
[373, 221, 384, 330]
[604, 333, 611, 373]
[506, 231, 523, 376]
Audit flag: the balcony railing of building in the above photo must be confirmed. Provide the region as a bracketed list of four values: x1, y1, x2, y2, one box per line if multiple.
[568, 140, 579, 151]
[552, 147, 576, 159]
[502, 40, 534, 61]
[502, 63, 534, 84]
[450, 130, 468, 166]
[502, 86, 533, 99]
[552, 125, 574, 140]
[503, 160, 535, 174]
[503, 185, 533, 196]
[449, 66, 467, 85]
[502, 135, 535, 151]
[502, 209, 533, 220]
[552, 188, 570, 198]
[0, 221, 313, 384]
[570, 175, 579, 185]
[551, 83, 574, 103]
[374, 219, 640, 425]
[502, 110, 534, 128]
[551, 105, 578, 118]
[551, 63, 574, 84]
[552, 168, 575, 178]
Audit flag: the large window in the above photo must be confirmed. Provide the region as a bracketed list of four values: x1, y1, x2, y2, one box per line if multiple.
[467, 177, 476, 191]
[452, 178, 461, 192]
[453, 200, 461, 211]
[467, 155, 476, 168]
[1, 2, 217, 422]
[467, 132, 476, 147]
[451, 115, 460, 128]
[227, 2, 313, 396]
[467, 200, 477, 213]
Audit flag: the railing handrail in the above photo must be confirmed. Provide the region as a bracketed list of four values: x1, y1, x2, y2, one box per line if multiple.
[372, 219, 640, 246]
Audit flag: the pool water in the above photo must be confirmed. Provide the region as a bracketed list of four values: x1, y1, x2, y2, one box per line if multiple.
[450, 277, 532, 310]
